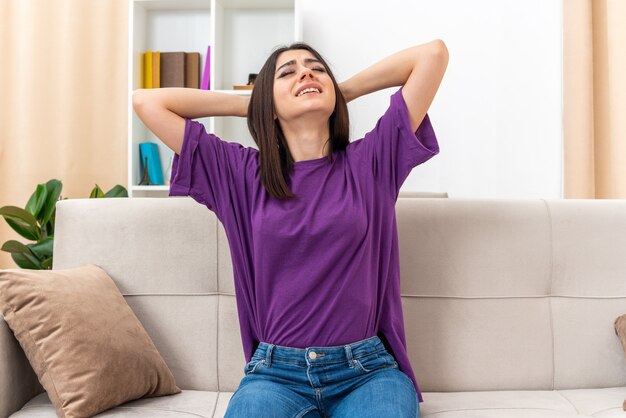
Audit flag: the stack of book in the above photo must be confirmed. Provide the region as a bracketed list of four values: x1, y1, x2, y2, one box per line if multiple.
[143, 46, 210, 89]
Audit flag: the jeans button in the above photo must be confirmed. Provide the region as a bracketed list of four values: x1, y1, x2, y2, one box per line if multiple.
[309, 351, 317, 359]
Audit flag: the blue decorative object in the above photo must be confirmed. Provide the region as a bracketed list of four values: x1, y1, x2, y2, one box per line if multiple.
[138, 142, 164, 185]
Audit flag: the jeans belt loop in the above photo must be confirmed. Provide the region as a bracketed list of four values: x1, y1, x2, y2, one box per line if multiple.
[344, 344, 355, 368]
[266, 343, 274, 366]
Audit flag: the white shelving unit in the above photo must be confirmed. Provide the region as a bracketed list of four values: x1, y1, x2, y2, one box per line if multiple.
[127, 0, 302, 197]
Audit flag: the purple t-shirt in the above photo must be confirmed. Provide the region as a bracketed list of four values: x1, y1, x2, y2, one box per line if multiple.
[168, 86, 439, 402]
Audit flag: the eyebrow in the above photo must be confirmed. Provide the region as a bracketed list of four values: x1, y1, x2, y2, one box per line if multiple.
[275, 58, 322, 74]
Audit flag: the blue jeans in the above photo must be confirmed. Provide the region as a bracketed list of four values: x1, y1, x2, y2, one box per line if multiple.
[224, 335, 420, 418]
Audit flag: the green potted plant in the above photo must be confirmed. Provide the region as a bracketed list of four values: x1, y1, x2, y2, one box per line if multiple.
[0, 179, 128, 270]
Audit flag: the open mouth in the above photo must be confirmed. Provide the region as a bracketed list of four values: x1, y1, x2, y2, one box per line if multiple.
[296, 87, 322, 97]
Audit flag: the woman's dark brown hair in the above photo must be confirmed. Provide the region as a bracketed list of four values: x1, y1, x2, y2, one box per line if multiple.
[247, 42, 350, 200]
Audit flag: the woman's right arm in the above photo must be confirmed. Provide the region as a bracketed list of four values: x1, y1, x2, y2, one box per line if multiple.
[132, 88, 250, 155]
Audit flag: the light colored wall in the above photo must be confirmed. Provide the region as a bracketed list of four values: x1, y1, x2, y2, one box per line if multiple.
[301, 0, 563, 198]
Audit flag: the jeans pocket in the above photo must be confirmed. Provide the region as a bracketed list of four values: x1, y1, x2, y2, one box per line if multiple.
[353, 350, 398, 373]
[243, 356, 266, 376]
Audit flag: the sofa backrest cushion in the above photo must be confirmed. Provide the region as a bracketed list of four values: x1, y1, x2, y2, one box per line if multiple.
[51, 197, 626, 393]
[394, 198, 626, 392]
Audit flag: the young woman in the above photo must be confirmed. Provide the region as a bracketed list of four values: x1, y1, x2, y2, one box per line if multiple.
[133, 40, 448, 418]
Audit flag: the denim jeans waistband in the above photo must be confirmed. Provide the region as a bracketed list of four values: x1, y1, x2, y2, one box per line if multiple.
[254, 335, 387, 366]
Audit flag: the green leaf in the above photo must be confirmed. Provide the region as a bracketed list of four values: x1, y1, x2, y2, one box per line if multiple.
[28, 237, 54, 258]
[104, 185, 128, 198]
[46, 212, 55, 236]
[0, 206, 40, 240]
[89, 185, 105, 198]
[25, 184, 48, 219]
[41, 257, 53, 269]
[1, 239, 30, 253]
[11, 252, 41, 269]
[41, 180, 62, 228]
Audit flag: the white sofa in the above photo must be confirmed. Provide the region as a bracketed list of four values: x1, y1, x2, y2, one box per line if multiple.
[3, 195, 626, 417]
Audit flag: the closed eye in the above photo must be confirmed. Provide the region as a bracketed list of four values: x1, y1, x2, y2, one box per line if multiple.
[278, 67, 326, 78]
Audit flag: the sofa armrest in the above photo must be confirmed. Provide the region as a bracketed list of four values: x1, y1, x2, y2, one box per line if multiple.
[0, 316, 44, 417]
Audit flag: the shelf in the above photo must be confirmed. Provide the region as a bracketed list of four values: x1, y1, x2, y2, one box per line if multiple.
[132, 185, 170, 191]
[128, 0, 301, 197]
[217, 0, 293, 8]
[133, 0, 211, 11]
[214, 89, 253, 95]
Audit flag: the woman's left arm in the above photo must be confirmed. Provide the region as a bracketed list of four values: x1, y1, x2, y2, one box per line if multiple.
[339, 40, 449, 132]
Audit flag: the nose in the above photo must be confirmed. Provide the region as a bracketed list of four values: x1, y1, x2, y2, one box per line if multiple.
[299, 67, 315, 80]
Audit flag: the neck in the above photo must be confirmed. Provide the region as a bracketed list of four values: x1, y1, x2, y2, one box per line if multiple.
[279, 116, 330, 162]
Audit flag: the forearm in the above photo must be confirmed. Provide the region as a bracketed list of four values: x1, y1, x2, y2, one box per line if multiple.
[133, 88, 249, 118]
[339, 40, 445, 103]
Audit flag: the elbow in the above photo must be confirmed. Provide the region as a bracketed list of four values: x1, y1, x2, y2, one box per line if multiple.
[415, 39, 449, 70]
[428, 39, 449, 74]
[430, 39, 449, 63]
[132, 89, 147, 111]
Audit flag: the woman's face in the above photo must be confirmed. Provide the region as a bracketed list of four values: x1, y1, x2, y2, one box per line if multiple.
[272, 49, 336, 123]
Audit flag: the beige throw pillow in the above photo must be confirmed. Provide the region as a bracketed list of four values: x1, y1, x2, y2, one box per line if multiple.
[0, 263, 181, 418]
[614, 314, 626, 411]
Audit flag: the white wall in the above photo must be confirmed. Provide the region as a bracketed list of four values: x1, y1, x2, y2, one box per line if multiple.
[300, 0, 563, 198]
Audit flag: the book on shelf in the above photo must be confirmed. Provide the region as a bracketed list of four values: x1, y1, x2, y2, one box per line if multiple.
[185, 52, 200, 88]
[160, 52, 185, 87]
[143, 51, 153, 88]
[138, 142, 164, 185]
[152, 51, 160, 88]
[143, 50, 161, 88]
[143, 50, 202, 88]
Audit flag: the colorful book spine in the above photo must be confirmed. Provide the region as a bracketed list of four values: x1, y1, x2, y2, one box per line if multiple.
[139, 142, 164, 185]
[160, 52, 186, 87]
[201, 45, 210, 90]
[152, 51, 160, 88]
[185, 52, 200, 88]
[143, 51, 153, 88]
[143, 50, 202, 89]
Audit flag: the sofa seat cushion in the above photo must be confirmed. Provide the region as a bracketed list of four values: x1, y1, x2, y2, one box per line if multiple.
[558, 387, 626, 417]
[420, 387, 626, 417]
[12, 387, 626, 417]
[10, 390, 235, 417]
